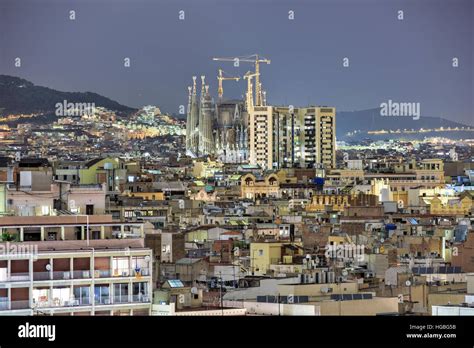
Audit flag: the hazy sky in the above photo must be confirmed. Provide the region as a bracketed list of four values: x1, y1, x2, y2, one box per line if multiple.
[1, 0, 472, 125]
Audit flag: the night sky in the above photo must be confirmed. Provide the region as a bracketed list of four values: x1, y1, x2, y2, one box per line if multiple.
[1, 0, 472, 125]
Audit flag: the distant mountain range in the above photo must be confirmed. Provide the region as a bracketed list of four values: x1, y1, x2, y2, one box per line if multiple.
[337, 109, 472, 141]
[0, 75, 136, 116]
[0, 75, 471, 140]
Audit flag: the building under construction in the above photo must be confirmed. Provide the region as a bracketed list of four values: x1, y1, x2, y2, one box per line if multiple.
[185, 54, 336, 170]
[185, 75, 249, 162]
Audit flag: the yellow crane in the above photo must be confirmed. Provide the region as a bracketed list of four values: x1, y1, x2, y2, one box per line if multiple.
[213, 54, 270, 106]
[217, 69, 240, 99]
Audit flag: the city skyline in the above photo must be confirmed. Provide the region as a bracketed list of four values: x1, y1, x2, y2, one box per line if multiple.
[1, 0, 472, 125]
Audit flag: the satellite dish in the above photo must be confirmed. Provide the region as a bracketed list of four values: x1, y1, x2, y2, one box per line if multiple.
[144, 255, 151, 263]
[405, 280, 412, 287]
[191, 287, 198, 294]
[342, 270, 348, 277]
[45, 264, 51, 271]
[380, 238, 385, 243]
[320, 287, 329, 294]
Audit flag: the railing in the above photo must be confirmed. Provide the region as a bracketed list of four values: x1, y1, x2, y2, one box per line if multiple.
[95, 269, 111, 278]
[6, 273, 30, 282]
[32, 271, 92, 281]
[17, 269, 148, 281]
[132, 294, 150, 303]
[0, 295, 150, 311]
[0, 300, 30, 311]
[94, 296, 112, 305]
[33, 297, 91, 308]
[112, 268, 130, 277]
[133, 268, 150, 277]
[72, 270, 91, 279]
[33, 272, 51, 281]
[112, 295, 129, 304]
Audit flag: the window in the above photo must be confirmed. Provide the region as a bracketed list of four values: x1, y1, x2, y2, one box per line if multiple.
[112, 257, 129, 276]
[47, 232, 56, 241]
[41, 206, 49, 216]
[132, 282, 148, 301]
[74, 286, 90, 305]
[258, 249, 263, 256]
[113, 283, 129, 303]
[94, 285, 110, 304]
[131, 256, 148, 275]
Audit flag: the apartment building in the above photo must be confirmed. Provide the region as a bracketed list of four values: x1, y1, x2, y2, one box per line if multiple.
[249, 106, 336, 170]
[249, 106, 274, 170]
[0, 215, 145, 242]
[0, 239, 152, 316]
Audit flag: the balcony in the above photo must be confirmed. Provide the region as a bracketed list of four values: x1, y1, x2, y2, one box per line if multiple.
[132, 294, 151, 303]
[30, 294, 151, 309]
[33, 297, 91, 308]
[32, 271, 92, 281]
[4, 272, 30, 282]
[28, 268, 149, 281]
[112, 268, 150, 278]
[0, 299, 30, 311]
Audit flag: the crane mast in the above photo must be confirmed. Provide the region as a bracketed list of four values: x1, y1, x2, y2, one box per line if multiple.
[217, 69, 240, 100]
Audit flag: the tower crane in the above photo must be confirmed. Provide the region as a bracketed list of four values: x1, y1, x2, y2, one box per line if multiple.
[217, 69, 240, 99]
[212, 54, 270, 106]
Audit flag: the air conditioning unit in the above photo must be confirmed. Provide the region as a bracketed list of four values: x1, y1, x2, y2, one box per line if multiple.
[63, 272, 70, 279]
[82, 271, 90, 278]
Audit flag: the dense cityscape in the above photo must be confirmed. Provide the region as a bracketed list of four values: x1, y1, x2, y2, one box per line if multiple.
[0, 5, 474, 348]
[0, 50, 473, 318]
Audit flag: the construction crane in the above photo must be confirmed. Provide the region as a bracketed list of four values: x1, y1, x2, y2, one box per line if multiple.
[217, 69, 240, 99]
[243, 71, 259, 111]
[213, 54, 270, 106]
